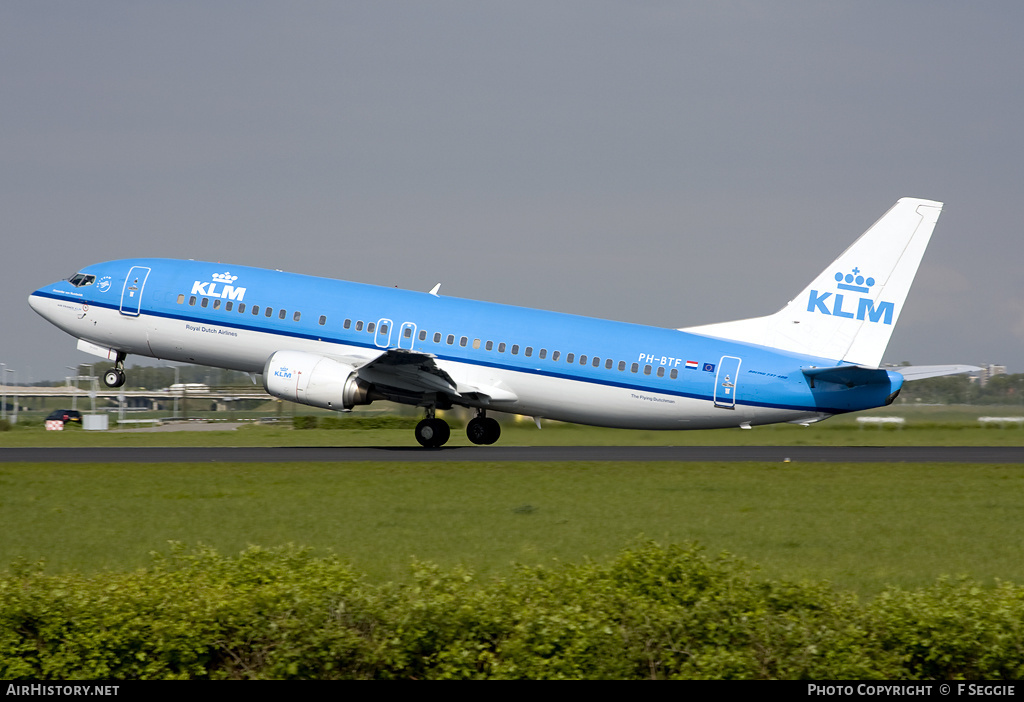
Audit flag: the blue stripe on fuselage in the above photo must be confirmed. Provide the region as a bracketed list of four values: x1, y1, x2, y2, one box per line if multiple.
[39, 258, 893, 415]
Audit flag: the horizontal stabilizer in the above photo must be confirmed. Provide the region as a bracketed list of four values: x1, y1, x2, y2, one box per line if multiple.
[897, 364, 980, 381]
[802, 365, 893, 387]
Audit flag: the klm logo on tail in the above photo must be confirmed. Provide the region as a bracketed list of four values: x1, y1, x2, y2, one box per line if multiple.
[807, 268, 894, 325]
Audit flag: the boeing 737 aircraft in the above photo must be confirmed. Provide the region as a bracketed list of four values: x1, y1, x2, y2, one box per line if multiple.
[29, 198, 975, 446]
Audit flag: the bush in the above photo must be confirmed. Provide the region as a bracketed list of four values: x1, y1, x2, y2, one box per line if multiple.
[3, 542, 1022, 679]
[292, 416, 319, 430]
[292, 415, 440, 431]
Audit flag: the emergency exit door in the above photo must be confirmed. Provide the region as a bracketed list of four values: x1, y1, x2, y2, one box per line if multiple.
[713, 355, 742, 409]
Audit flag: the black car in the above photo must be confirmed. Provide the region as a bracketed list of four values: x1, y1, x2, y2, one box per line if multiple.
[46, 409, 83, 424]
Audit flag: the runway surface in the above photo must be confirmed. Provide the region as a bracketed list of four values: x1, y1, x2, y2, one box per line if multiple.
[3, 446, 1024, 463]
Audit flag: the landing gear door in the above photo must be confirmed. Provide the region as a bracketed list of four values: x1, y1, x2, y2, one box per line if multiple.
[714, 355, 741, 409]
[119, 266, 151, 317]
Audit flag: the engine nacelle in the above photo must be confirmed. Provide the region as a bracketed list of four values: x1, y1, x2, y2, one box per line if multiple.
[263, 350, 374, 411]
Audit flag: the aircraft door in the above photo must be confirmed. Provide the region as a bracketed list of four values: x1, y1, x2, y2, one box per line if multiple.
[375, 318, 393, 348]
[713, 355, 742, 409]
[398, 322, 417, 350]
[119, 266, 151, 317]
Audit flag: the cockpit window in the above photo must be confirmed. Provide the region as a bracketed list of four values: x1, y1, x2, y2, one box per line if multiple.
[67, 273, 96, 287]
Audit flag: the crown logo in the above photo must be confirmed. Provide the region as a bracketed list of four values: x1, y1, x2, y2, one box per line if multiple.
[212, 272, 238, 284]
[834, 267, 874, 294]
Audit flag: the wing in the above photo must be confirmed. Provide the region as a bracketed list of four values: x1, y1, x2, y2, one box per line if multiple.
[354, 349, 519, 406]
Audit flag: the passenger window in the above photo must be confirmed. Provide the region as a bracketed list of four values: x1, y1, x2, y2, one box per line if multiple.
[434, 332, 442, 343]
[618, 361, 626, 371]
[579, 355, 587, 365]
[344, 319, 351, 329]
[177, 294, 185, 304]
[552, 351, 560, 361]
[380, 324, 388, 334]
[252, 305, 260, 315]
[605, 359, 613, 369]
[657, 367, 665, 377]
[419, 330, 427, 341]
[525, 347, 532, 357]
[355, 321, 364, 331]
[201, 298, 209, 308]
[447, 334, 455, 345]
[473, 338, 481, 350]
[319, 315, 327, 326]
[293, 311, 301, 322]
[670, 369, 678, 379]
[225, 301, 233, 312]
[460, 336, 468, 347]
[593, 357, 600, 367]
[213, 299, 221, 310]
[367, 322, 375, 333]
[511, 344, 519, 355]
[631, 363, 639, 373]
[498, 342, 506, 353]
[404, 327, 412, 338]
[189, 296, 196, 306]
[279, 309, 286, 320]
[265, 307, 273, 317]
[567, 353, 575, 364]
[644, 365, 652, 375]
[485, 340, 493, 351]
[539, 349, 547, 359]
[238, 303, 245, 314]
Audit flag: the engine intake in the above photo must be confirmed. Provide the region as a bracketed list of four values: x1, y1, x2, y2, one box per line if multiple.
[263, 350, 374, 411]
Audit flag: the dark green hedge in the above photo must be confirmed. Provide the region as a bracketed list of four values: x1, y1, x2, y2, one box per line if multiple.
[293, 415, 431, 430]
[2, 543, 1022, 679]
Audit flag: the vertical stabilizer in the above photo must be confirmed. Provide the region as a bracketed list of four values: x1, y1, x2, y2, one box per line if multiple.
[681, 198, 943, 367]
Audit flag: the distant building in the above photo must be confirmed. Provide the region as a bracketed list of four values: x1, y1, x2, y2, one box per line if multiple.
[976, 364, 1008, 387]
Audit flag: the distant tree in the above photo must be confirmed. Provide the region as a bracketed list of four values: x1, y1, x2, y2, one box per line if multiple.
[897, 375, 974, 405]
[979, 373, 1024, 405]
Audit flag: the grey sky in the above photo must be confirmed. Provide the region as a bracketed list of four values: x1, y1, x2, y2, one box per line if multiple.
[3, 2, 1022, 383]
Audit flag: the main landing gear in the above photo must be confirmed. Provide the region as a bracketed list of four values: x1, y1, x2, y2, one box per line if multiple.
[415, 408, 450, 448]
[466, 410, 501, 445]
[414, 409, 502, 447]
[102, 352, 127, 388]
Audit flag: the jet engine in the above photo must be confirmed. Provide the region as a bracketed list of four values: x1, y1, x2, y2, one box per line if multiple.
[263, 350, 374, 411]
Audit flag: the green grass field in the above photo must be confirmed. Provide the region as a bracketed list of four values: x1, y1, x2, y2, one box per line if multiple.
[3, 459, 1024, 596]
[2, 404, 1024, 446]
[2, 404, 1022, 597]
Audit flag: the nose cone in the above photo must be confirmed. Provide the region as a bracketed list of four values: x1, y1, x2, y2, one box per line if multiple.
[28, 282, 64, 323]
[28, 288, 48, 316]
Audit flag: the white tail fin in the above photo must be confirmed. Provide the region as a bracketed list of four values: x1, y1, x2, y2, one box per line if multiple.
[681, 197, 943, 367]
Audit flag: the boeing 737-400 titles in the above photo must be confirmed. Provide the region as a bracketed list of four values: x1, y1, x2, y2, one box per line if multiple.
[29, 198, 976, 446]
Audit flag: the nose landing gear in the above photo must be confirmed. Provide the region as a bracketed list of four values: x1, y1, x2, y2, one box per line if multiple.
[102, 352, 127, 388]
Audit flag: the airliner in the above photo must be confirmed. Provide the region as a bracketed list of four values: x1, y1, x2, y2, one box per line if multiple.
[29, 198, 975, 446]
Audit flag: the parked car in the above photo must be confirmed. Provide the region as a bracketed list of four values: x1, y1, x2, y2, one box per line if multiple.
[46, 409, 82, 424]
